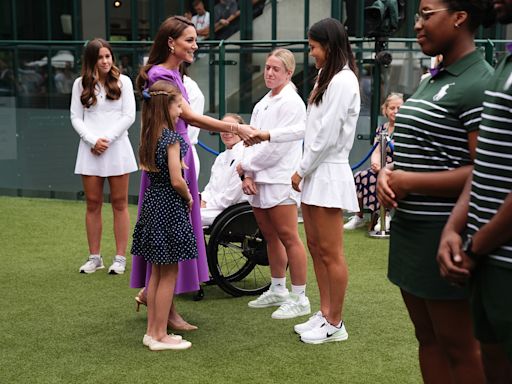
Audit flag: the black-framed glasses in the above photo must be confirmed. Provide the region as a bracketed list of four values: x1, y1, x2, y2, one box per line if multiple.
[414, 8, 451, 23]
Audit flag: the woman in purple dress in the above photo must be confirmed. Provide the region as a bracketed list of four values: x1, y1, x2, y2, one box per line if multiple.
[131, 15, 253, 330]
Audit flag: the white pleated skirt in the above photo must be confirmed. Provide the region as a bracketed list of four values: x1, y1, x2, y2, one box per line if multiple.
[300, 162, 359, 211]
[74, 135, 138, 177]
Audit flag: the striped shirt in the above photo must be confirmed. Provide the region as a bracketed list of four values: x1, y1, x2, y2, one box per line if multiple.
[467, 55, 512, 268]
[393, 50, 493, 221]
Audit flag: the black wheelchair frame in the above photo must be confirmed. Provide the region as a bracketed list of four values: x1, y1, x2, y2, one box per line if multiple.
[203, 202, 270, 297]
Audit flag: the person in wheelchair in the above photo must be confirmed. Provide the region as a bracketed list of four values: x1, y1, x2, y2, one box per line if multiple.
[201, 113, 248, 227]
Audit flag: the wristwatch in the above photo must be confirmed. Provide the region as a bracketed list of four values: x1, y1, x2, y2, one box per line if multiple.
[462, 234, 479, 261]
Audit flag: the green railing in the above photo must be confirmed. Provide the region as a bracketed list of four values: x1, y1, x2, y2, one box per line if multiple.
[0, 37, 509, 201]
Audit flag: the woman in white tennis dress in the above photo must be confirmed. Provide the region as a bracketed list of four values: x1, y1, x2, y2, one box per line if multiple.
[70, 38, 137, 275]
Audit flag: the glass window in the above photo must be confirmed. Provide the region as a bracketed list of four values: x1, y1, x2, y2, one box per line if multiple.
[16, 0, 48, 40]
[110, 0, 132, 41]
[51, 0, 76, 40]
[0, 0, 12, 39]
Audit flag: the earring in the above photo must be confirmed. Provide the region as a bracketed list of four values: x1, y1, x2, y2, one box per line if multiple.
[169, 46, 175, 54]
[454, 24, 460, 28]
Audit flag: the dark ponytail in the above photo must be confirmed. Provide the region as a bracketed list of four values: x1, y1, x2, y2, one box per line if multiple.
[307, 18, 357, 106]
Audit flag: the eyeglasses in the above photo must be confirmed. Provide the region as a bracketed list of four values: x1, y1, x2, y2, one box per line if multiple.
[414, 8, 451, 24]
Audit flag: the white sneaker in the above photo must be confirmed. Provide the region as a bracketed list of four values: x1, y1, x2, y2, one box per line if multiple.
[374, 214, 391, 232]
[79, 256, 104, 274]
[344, 215, 365, 230]
[300, 321, 349, 344]
[108, 256, 126, 275]
[248, 289, 289, 308]
[271, 294, 311, 319]
[294, 311, 325, 334]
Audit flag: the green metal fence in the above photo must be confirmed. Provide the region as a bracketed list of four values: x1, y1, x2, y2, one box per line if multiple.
[0, 36, 509, 201]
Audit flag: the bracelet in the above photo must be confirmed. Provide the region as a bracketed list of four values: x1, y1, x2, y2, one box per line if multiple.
[236, 123, 240, 134]
[229, 123, 234, 133]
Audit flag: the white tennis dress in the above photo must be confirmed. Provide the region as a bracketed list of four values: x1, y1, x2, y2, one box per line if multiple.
[271, 68, 360, 210]
[70, 74, 138, 177]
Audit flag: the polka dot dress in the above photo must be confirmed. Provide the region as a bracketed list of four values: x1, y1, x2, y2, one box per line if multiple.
[131, 128, 198, 265]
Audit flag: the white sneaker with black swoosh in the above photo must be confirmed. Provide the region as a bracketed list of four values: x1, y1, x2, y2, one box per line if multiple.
[300, 321, 348, 344]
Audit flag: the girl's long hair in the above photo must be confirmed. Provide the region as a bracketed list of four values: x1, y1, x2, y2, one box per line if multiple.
[308, 18, 357, 106]
[135, 16, 194, 94]
[80, 38, 121, 108]
[139, 80, 181, 172]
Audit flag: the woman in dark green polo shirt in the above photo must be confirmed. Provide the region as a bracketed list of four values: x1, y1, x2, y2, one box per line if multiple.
[377, 1, 495, 383]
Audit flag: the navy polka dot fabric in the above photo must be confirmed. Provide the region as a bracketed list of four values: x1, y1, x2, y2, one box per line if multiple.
[131, 128, 198, 265]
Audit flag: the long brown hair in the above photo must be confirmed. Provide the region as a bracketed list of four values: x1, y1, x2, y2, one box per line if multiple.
[307, 18, 357, 106]
[135, 16, 195, 94]
[80, 38, 121, 108]
[139, 80, 182, 172]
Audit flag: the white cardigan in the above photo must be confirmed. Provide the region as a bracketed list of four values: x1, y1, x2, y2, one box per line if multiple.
[271, 68, 360, 178]
[241, 83, 306, 184]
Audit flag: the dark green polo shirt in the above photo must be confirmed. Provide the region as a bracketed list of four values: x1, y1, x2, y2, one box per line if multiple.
[393, 50, 494, 221]
[468, 53, 512, 269]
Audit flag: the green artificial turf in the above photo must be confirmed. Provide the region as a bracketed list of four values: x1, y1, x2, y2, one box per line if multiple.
[0, 196, 420, 383]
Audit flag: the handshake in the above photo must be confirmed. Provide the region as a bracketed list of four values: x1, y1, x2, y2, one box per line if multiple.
[235, 124, 270, 146]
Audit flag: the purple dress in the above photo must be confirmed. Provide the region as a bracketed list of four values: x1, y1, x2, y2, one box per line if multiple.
[130, 65, 209, 294]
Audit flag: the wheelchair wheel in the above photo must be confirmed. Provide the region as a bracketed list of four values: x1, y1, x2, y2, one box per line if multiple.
[207, 203, 270, 297]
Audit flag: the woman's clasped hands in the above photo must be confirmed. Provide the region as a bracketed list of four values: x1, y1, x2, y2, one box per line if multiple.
[91, 137, 110, 156]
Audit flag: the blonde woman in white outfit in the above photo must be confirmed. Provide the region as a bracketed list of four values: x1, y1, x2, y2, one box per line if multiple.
[237, 48, 309, 320]
[71, 38, 137, 275]
[249, 19, 360, 344]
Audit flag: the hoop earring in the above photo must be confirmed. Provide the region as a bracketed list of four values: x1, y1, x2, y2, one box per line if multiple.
[169, 46, 175, 54]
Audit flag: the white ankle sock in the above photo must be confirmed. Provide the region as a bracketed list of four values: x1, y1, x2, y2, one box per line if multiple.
[326, 321, 342, 333]
[115, 255, 126, 262]
[291, 284, 306, 298]
[271, 277, 287, 292]
[90, 254, 101, 259]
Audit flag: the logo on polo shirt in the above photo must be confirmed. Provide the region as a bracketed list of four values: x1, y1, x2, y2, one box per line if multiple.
[433, 83, 455, 101]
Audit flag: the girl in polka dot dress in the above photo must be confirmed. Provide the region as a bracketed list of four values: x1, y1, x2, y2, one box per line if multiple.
[131, 80, 197, 351]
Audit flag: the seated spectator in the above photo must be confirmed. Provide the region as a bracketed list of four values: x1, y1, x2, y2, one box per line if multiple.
[118, 55, 133, 78]
[192, 0, 211, 41]
[344, 92, 403, 230]
[214, 0, 240, 40]
[201, 113, 248, 226]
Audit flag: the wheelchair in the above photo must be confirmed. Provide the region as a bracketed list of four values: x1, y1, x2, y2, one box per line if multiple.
[203, 202, 271, 297]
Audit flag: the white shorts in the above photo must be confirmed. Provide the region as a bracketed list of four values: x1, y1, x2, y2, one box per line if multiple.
[248, 183, 300, 209]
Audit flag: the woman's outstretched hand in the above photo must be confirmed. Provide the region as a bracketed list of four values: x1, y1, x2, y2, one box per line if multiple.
[244, 130, 270, 146]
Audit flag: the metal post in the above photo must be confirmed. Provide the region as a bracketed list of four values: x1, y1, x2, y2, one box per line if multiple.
[302, 0, 310, 103]
[369, 129, 390, 238]
[271, 0, 277, 46]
